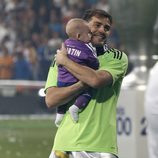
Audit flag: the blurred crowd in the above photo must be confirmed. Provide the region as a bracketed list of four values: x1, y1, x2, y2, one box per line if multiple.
[0, 0, 121, 81]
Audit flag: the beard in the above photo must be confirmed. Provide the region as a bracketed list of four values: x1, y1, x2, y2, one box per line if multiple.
[91, 34, 107, 46]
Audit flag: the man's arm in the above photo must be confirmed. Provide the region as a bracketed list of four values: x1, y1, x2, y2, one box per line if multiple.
[45, 81, 86, 108]
[55, 44, 113, 88]
[62, 61, 112, 88]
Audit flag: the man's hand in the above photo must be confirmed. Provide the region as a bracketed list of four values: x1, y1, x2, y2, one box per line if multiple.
[55, 43, 68, 66]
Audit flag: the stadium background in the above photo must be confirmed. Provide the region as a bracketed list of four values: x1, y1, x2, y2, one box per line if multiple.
[0, 0, 158, 158]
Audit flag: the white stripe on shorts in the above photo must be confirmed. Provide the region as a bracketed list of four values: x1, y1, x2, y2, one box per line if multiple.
[49, 151, 118, 158]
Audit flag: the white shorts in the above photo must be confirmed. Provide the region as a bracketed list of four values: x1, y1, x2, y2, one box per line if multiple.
[49, 151, 118, 158]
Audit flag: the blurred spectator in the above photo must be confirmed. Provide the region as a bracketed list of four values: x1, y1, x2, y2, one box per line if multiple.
[53, 0, 63, 8]
[96, 0, 110, 12]
[36, 37, 52, 81]
[108, 23, 121, 49]
[86, 0, 97, 8]
[68, 0, 78, 6]
[0, 0, 124, 81]
[61, 4, 78, 24]
[0, 15, 9, 43]
[28, 8, 41, 34]
[76, 0, 87, 14]
[30, 33, 41, 48]
[1, 35, 15, 54]
[48, 10, 62, 34]
[4, 0, 17, 12]
[23, 41, 39, 80]
[36, 5, 50, 33]
[48, 32, 62, 50]
[0, 45, 14, 79]
[13, 51, 32, 80]
[0, 0, 5, 11]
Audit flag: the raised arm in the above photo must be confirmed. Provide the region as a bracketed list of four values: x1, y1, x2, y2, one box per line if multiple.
[55, 44, 113, 88]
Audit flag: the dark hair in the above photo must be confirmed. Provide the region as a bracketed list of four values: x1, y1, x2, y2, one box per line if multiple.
[82, 9, 112, 25]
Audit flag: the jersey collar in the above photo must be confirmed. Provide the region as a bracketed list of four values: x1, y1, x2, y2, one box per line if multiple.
[96, 44, 109, 56]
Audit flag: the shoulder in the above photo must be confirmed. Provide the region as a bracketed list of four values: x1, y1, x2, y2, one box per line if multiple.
[105, 48, 128, 61]
[85, 43, 96, 51]
[98, 48, 128, 67]
[98, 48, 128, 73]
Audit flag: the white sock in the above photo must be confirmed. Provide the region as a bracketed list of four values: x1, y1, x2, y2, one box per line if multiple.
[69, 105, 79, 123]
[55, 113, 64, 127]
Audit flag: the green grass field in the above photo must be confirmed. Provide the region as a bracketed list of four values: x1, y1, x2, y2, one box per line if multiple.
[0, 116, 57, 158]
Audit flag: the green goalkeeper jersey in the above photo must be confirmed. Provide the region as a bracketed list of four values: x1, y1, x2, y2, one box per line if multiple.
[45, 48, 128, 156]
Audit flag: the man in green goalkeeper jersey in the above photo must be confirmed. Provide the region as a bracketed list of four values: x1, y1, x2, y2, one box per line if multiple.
[45, 9, 128, 158]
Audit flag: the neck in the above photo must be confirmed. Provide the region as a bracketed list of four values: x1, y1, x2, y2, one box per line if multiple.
[96, 44, 108, 56]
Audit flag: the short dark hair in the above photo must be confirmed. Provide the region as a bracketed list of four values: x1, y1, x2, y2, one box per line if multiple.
[82, 9, 112, 25]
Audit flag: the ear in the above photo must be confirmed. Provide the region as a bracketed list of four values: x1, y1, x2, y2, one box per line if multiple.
[77, 33, 80, 40]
